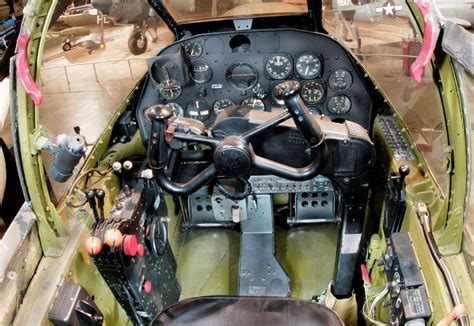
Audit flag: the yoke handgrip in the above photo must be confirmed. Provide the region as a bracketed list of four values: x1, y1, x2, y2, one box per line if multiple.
[146, 104, 173, 169]
[274, 81, 324, 147]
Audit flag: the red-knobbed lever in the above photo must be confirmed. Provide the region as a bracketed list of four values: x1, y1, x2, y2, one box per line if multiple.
[85, 236, 103, 256]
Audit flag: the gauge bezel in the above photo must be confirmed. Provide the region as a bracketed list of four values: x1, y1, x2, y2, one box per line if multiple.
[300, 80, 326, 105]
[183, 41, 203, 58]
[166, 102, 185, 117]
[241, 97, 266, 111]
[327, 95, 352, 115]
[295, 53, 323, 79]
[264, 54, 293, 80]
[213, 99, 235, 115]
[158, 79, 182, 101]
[226, 63, 259, 90]
[189, 62, 213, 84]
[328, 69, 353, 91]
[186, 99, 211, 122]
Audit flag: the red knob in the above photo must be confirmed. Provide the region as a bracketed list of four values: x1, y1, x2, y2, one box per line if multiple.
[123, 235, 138, 256]
[137, 243, 145, 256]
[143, 280, 152, 293]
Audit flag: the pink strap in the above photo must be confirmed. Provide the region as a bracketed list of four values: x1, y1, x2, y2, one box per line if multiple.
[410, 0, 438, 83]
[15, 33, 43, 106]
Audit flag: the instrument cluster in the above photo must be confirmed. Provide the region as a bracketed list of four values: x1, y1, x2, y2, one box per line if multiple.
[138, 30, 373, 134]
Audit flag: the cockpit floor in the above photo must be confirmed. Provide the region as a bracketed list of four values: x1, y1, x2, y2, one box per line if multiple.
[169, 218, 338, 300]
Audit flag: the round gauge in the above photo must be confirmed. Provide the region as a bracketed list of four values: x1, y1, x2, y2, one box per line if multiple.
[328, 69, 353, 91]
[265, 54, 292, 80]
[226, 63, 259, 90]
[190, 62, 213, 84]
[186, 100, 211, 121]
[159, 79, 181, 100]
[166, 102, 184, 117]
[296, 54, 322, 79]
[213, 99, 235, 115]
[241, 97, 265, 111]
[184, 41, 203, 58]
[327, 95, 351, 114]
[301, 81, 325, 104]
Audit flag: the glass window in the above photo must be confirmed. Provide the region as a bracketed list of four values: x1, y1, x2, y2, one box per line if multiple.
[463, 69, 474, 279]
[39, 3, 174, 200]
[322, 0, 449, 196]
[163, 0, 308, 23]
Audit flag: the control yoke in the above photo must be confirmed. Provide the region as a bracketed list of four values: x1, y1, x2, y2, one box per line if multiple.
[145, 81, 327, 196]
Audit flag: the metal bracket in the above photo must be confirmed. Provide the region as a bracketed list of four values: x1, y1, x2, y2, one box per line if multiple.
[238, 195, 290, 297]
[29, 126, 50, 154]
[233, 19, 253, 31]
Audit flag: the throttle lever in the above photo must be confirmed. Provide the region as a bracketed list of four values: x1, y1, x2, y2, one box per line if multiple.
[145, 104, 173, 169]
[274, 81, 324, 147]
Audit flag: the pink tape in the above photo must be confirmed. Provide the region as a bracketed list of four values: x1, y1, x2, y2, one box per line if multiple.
[409, 0, 439, 83]
[15, 33, 43, 106]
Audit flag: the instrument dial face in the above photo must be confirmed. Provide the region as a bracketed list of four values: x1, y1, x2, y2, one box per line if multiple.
[265, 54, 292, 80]
[186, 100, 211, 121]
[184, 41, 203, 58]
[327, 95, 351, 114]
[213, 99, 235, 115]
[328, 69, 353, 91]
[166, 102, 184, 117]
[190, 62, 213, 84]
[241, 97, 265, 111]
[226, 63, 259, 90]
[301, 81, 325, 104]
[296, 54, 322, 79]
[159, 79, 181, 100]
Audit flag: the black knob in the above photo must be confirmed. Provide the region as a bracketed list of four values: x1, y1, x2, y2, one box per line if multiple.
[145, 104, 173, 122]
[274, 81, 302, 100]
[398, 164, 410, 177]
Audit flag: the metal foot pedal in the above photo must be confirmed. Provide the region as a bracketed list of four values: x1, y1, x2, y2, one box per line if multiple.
[238, 195, 290, 297]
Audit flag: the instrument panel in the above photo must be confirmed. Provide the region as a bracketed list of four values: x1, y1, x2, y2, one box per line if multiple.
[137, 29, 374, 139]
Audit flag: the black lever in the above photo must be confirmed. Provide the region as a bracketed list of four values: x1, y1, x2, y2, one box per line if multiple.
[274, 81, 324, 147]
[145, 104, 173, 169]
[95, 189, 105, 219]
[86, 190, 99, 221]
[397, 164, 410, 193]
[383, 164, 410, 236]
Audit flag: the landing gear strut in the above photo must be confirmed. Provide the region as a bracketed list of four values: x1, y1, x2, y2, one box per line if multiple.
[128, 24, 148, 55]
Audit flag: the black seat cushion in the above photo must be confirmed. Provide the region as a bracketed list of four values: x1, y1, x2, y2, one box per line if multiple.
[154, 296, 343, 325]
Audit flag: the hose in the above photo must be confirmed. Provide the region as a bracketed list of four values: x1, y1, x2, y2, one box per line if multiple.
[417, 203, 469, 326]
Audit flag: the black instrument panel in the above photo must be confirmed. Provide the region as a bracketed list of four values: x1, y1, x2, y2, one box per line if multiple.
[137, 29, 374, 139]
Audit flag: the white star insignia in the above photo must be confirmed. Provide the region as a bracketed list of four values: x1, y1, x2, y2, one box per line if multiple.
[384, 2, 395, 15]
